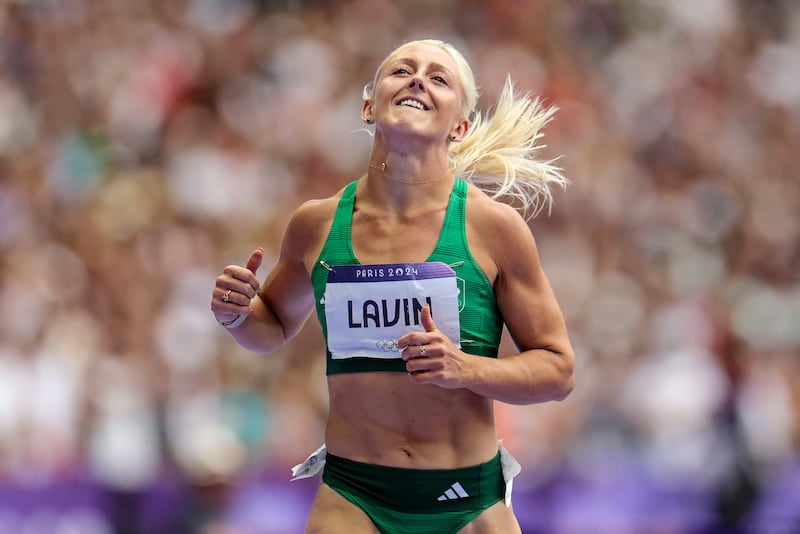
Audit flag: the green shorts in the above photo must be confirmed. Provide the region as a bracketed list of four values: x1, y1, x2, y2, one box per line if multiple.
[321, 451, 506, 534]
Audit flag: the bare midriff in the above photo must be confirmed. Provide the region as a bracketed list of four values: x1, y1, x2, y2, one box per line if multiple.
[324, 372, 499, 469]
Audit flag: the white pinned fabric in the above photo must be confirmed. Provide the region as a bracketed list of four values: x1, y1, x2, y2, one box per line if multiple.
[290, 443, 327, 481]
[499, 440, 522, 507]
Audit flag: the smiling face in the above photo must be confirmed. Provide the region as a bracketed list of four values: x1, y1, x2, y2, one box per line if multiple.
[363, 42, 471, 144]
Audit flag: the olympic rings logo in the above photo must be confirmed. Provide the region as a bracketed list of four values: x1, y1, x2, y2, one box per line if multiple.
[376, 339, 400, 352]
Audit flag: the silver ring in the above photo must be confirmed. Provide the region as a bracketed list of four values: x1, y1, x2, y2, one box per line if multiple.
[222, 289, 232, 303]
[419, 344, 427, 357]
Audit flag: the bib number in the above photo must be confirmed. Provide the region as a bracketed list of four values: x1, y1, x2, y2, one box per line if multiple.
[323, 262, 461, 359]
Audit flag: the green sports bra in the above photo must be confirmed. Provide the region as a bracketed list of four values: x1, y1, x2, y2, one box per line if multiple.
[311, 178, 503, 375]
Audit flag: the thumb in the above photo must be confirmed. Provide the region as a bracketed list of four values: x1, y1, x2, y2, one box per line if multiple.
[246, 247, 264, 275]
[421, 304, 438, 333]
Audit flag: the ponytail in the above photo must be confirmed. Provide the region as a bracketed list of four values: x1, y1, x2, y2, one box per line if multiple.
[449, 76, 567, 219]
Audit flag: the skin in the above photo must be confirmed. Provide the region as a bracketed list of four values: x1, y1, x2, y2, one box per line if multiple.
[211, 43, 575, 533]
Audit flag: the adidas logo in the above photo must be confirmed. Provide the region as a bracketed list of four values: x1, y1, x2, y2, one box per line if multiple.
[437, 482, 469, 501]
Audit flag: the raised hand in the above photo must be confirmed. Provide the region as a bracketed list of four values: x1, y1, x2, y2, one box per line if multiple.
[211, 247, 264, 326]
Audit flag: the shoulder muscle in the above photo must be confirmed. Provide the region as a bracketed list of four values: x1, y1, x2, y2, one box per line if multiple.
[281, 191, 344, 271]
[464, 184, 538, 284]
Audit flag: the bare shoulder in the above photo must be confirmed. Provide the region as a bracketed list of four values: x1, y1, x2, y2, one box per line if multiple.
[282, 185, 350, 267]
[464, 183, 529, 232]
[289, 194, 340, 232]
[464, 183, 538, 263]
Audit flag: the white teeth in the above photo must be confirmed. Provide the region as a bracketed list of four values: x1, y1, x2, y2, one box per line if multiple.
[399, 99, 425, 110]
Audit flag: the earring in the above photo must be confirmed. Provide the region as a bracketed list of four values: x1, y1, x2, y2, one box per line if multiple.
[450, 135, 457, 141]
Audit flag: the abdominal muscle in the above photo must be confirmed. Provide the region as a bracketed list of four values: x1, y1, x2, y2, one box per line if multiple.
[323, 371, 500, 469]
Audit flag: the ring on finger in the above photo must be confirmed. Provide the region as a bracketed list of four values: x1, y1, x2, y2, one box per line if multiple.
[419, 344, 427, 357]
[222, 289, 232, 303]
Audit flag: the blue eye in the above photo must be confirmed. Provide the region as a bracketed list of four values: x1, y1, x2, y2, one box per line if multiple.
[393, 68, 410, 75]
[433, 76, 448, 85]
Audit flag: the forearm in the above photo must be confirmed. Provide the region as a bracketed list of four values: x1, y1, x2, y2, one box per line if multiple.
[464, 349, 575, 405]
[223, 295, 291, 354]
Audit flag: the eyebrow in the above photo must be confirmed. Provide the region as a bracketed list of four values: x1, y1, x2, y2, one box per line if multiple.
[387, 58, 455, 78]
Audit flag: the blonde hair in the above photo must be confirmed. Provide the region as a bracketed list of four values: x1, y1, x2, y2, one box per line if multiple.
[450, 76, 567, 218]
[364, 39, 567, 219]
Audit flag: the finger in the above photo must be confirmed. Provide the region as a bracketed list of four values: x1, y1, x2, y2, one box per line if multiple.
[246, 247, 264, 275]
[420, 305, 438, 333]
[407, 369, 431, 381]
[222, 288, 247, 308]
[403, 341, 437, 362]
[400, 341, 423, 361]
[405, 358, 430, 375]
[226, 248, 263, 293]
[397, 331, 426, 351]
[406, 356, 443, 375]
[243, 247, 265, 292]
[218, 271, 254, 300]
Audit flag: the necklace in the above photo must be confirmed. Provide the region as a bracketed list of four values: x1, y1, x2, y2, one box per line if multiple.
[368, 162, 451, 185]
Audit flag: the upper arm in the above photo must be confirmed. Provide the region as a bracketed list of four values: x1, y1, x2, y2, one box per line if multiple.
[257, 200, 330, 340]
[478, 202, 573, 360]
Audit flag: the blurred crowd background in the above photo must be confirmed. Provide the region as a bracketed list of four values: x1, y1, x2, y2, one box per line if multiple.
[1, 0, 798, 533]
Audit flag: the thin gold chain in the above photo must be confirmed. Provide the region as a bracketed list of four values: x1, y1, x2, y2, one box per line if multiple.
[368, 162, 451, 185]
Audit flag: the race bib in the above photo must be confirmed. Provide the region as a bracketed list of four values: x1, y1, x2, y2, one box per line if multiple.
[324, 262, 461, 359]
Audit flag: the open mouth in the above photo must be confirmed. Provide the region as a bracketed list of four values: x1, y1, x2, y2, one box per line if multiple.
[397, 98, 429, 111]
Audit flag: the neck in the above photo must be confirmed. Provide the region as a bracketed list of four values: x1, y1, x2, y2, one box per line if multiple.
[368, 161, 451, 185]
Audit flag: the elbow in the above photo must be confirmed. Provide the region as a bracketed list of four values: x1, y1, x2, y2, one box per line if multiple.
[554, 370, 575, 401]
[553, 353, 576, 401]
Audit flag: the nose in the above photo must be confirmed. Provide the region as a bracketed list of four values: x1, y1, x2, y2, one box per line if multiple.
[408, 77, 424, 90]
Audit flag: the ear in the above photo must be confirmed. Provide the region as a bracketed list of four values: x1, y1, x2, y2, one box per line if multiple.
[448, 118, 469, 142]
[361, 99, 374, 124]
